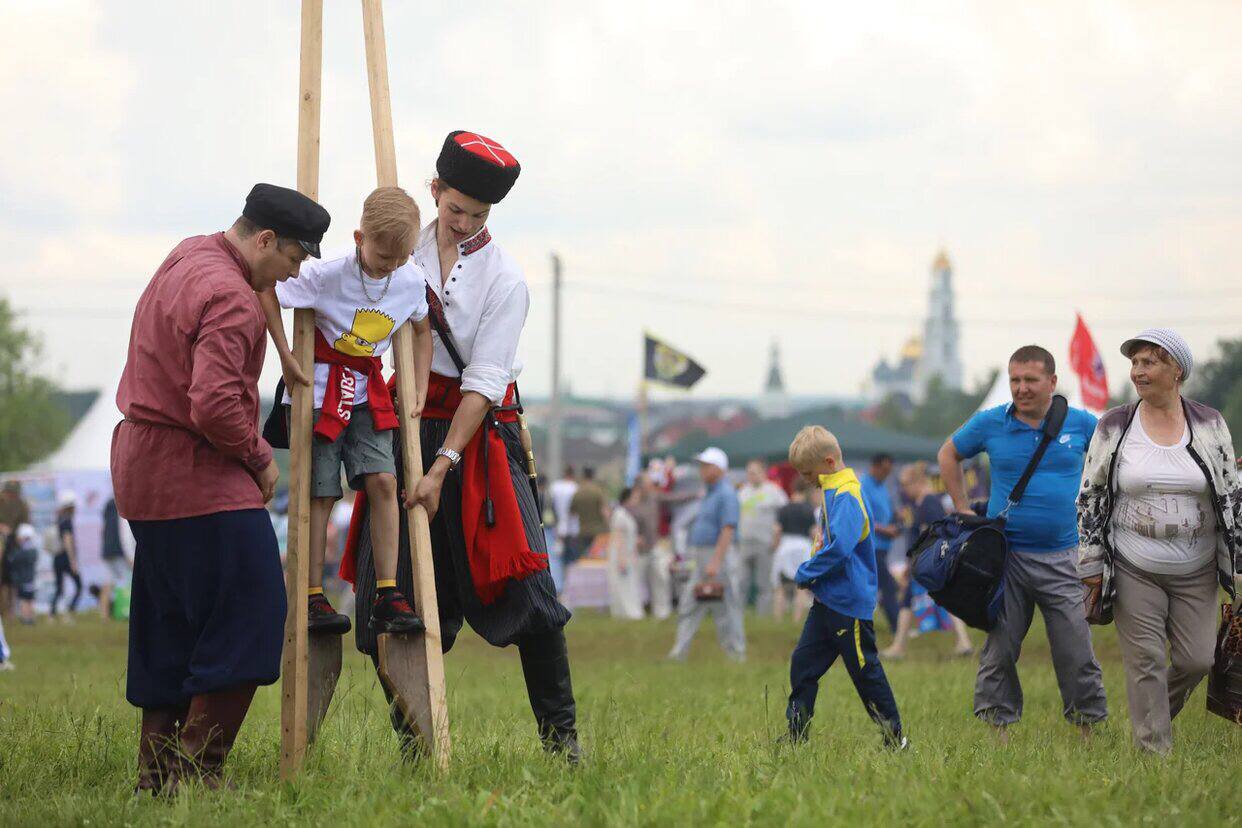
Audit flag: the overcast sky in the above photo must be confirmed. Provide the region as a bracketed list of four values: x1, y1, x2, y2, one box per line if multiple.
[3, 1, 1240, 402]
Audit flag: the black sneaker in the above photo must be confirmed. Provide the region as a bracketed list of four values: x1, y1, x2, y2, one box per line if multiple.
[371, 590, 426, 635]
[308, 593, 351, 635]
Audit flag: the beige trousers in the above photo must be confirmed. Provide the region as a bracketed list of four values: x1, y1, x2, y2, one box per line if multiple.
[1113, 556, 1219, 754]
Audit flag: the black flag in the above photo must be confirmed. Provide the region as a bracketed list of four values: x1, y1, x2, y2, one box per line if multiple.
[644, 333, 706, 389]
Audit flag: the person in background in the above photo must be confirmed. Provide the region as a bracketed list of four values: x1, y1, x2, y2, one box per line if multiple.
[1079, 330, 1241, 754]
[736, 459, 788, 613]
[771, 477, 816, 621]
[100, 497, 135, 620]
[881, 462, 974, 658]
[548, 466, 579, 592]
[0, 523, 10, 668]
[569, 467, 608, 567]
[607, 487, 645, 620]
[667, 448, 745, 662]
[859, 454, 901, 633]
[11, 524, 39, 626]
[50, 492, 82, 621]
[631, 472, 671, 619]
[0, 481, 31, 619]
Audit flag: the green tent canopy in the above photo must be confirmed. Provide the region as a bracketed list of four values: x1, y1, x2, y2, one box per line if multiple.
[668, 408, 945, 465]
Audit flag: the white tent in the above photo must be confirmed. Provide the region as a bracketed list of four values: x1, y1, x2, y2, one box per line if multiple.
[34, 379, 122, 473]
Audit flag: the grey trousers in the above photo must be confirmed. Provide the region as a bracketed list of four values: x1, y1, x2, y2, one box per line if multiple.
[668, 546, 746, 660]
[737, 537, 774, 613]
[1113, 557, 1218, 754]
[974, 548, 1108, 727]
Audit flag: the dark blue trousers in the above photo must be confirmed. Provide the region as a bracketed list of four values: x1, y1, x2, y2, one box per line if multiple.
[127, 509, 286, 709]
[874, 547, 901, 633]
[787, 601, 902, 741]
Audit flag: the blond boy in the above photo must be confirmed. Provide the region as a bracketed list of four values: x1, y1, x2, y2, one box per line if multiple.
[784, 426, 905, 747]
[261, 187, 432, 634]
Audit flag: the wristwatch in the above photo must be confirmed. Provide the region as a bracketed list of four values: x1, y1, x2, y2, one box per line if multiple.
[435, 447, 462, 470]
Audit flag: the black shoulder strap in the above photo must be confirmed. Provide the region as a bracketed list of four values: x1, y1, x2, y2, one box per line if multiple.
[1005, 394, 1069, 509]
[426, 293, 468, 375]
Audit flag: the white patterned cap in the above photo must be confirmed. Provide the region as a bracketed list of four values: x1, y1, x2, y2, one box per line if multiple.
[1121, 328, 1193, 381]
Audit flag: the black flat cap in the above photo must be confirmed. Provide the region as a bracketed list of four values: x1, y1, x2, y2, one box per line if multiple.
[242, 183, 331, 258]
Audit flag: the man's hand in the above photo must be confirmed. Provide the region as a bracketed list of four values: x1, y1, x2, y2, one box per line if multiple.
[256, 461, 279, 503]
[703, 558, 721, 580]
[406, 465, 446, 519]
[410, 384, 427, 420]
[279, 350, 311, 389]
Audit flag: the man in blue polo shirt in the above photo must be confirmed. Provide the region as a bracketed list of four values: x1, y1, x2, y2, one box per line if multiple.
[938, 345, 1107, 740]
[668, 447, 745, 662]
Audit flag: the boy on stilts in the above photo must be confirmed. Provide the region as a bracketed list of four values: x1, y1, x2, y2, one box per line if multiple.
[261, 187, 433, 635]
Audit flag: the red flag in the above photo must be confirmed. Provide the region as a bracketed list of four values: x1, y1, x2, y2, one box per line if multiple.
[1069, 313, 1109, 411]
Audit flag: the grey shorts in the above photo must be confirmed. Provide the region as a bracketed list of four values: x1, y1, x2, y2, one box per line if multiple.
[311, 406, 396, 499]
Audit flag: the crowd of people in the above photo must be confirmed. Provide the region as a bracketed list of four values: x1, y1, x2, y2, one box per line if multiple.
[540, 332, 1239, 756]
[0, 485, 135, 671]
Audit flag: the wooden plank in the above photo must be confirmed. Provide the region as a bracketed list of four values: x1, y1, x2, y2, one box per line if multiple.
[360, 0, 451, 769]
[306, 632, 343, 744]
[279, 0, 322, 782]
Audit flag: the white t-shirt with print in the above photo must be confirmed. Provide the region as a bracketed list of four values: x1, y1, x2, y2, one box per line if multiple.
[1113, 416, 1216, 575]
[276, 250, 429, 408]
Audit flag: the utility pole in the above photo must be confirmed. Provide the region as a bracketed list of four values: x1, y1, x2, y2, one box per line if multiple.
[547, 253, 564, 482]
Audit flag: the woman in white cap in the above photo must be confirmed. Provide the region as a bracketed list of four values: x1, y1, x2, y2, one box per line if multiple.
[1078, 328, 1242, 753]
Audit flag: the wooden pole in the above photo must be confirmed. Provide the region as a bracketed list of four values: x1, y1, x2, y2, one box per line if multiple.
[280, 0, 322, 781]
[360, 0, 451, 769]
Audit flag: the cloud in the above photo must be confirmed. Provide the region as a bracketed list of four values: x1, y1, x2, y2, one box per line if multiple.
[3, 0, 1241, 402]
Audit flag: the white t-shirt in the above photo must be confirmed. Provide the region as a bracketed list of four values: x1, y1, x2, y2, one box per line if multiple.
[276, 250, 429, 408]
[549, 478, 580, 539]
[738, 481, 788, 543]
[414, 222, 528, 405]
[1113, 416, 1216, 575]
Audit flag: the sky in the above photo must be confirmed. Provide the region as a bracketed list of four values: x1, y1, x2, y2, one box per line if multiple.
[3, 1, 1241, 403]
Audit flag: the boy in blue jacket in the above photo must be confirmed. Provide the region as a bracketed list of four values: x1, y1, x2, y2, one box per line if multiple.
[785, 425, 905, 748]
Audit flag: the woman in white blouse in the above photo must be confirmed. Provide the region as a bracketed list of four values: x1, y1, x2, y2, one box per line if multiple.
[1079, 329, 1241, 753]
[606, 487, 645, 620]
[348, 131, 580, 762]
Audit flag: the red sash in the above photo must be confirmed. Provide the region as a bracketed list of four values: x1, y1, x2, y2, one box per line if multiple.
[313, 330, 398, 442]
[339, 372, 548, 605]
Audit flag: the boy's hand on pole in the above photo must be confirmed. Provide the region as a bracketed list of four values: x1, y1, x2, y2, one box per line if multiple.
[280, 350, 312, 388]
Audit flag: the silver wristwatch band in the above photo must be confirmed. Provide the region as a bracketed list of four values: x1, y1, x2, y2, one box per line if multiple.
[435, 447, 462, 469]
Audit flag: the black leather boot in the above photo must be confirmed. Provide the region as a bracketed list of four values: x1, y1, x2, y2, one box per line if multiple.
[518, 629, 582, 764]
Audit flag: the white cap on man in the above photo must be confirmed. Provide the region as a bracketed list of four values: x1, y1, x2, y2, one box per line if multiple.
[694, 447, 729, 473]
[56, 490, 78, 510]
[15, 523, 37, 546]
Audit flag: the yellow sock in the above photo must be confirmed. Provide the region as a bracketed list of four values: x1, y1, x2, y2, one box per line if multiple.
[308, 587, 324, 597]
[377, 579, 397, 590]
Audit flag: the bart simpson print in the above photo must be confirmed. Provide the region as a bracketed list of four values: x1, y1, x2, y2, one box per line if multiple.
[335, 308, 396, 357]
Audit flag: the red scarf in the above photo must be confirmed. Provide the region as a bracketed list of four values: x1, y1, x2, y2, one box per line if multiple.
[313, 329, 398, 442]
[339, 372, 547, 605]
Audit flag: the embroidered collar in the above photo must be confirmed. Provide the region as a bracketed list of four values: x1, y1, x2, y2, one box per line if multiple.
[458, 226, 491, 256]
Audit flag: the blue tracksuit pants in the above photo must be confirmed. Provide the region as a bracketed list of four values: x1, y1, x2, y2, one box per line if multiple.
[787, 601, 902, 741]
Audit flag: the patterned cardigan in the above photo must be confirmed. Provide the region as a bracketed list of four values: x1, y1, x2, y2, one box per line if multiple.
[1077, 398, 1241, 610]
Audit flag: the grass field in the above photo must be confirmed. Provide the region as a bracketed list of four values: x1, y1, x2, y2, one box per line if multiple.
[1, 609, 1238, 826]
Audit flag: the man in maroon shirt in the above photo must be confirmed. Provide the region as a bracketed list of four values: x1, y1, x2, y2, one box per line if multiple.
[112, 183, 330, 794]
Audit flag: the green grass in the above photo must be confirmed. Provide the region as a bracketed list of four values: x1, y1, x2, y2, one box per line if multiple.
[1, 610, 1238, 826]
